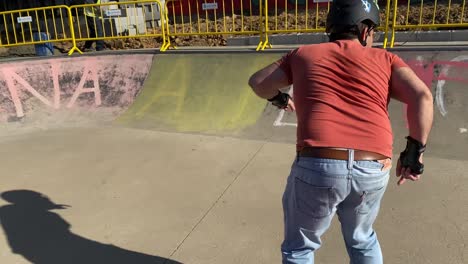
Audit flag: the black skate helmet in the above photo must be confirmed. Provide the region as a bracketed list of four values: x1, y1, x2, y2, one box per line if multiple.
[326, 0, 380, 34]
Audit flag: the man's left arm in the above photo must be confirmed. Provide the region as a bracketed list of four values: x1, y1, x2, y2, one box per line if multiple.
[248, 63, 295, 111]
[248, 63, 291, 99]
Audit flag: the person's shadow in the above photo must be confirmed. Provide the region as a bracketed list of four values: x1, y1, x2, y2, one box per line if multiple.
[0, 190, 183, 264]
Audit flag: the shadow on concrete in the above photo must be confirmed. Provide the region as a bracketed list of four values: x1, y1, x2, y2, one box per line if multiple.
[0, 190, 182, 264]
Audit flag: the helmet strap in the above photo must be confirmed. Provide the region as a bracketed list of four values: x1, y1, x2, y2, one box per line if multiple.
[359, 36, 368, 47]
[359, 29, 367, 46]
[359, 25, 372, 47]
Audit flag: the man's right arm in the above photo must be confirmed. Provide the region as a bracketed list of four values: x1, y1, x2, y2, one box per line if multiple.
[390, 66, 433, 185]
[390, 67, 433, 144]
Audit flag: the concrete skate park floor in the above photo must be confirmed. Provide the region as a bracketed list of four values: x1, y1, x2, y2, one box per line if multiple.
[0, 49, 466, 264]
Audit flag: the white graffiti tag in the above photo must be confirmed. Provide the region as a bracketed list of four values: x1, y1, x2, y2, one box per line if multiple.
[435, 55, 468, 117]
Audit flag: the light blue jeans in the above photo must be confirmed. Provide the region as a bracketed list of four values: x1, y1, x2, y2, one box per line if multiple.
[281, 150, 391, 264]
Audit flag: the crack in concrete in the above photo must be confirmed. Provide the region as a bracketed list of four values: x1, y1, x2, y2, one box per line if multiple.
[165, 142, 266, 262]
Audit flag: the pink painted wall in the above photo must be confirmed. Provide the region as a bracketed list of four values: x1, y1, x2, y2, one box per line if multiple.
[0, 54, 154, 122]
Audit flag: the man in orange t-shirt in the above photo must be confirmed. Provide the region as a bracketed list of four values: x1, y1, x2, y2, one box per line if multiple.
[248, 0, 433, 263]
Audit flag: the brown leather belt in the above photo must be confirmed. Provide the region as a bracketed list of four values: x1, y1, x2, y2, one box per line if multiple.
[298, 147, 388, 161]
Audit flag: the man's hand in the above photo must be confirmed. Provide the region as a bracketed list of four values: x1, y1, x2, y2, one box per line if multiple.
[284, 98, 295, 112]
[396, 136, 426, 186]
[268, 92, 295, 112]
[395, 157, 422, 185]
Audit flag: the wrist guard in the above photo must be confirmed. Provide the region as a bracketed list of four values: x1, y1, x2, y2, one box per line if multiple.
[399, 136, 426, 174]
[268, 91, 291, 109]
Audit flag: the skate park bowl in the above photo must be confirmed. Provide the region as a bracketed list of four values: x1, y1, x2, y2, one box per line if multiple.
[0, 48, 466, 264]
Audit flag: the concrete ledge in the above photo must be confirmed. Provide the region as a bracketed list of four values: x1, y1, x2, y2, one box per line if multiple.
[227, 30, 468, 46]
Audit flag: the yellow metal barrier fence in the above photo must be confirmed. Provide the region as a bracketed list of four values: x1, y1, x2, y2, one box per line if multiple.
[258, 0, 331, 50]
[161, 0, 266, 51]
[1, 0, 467, 54]
[390, 0, 468, 47]
[0, 5, 80, 55]
[261, 0, 392, 50]
[69, 0, 166, 54]
[265, 0, 331, 33]
[161, 0, 392, 51]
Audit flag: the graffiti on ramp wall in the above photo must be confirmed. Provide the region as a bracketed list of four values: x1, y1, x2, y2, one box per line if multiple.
[0, 54, 154, 121]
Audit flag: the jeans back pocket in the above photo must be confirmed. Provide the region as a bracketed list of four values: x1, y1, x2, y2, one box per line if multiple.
[294, 177, 335, 218]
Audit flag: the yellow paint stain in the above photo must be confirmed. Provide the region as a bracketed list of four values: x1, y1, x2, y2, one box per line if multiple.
[132, 55, 186, 119]
[174, 58, 188, 117]
[118, 53, 282, 133]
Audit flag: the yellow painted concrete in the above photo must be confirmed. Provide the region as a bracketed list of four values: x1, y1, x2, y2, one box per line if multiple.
[117, 53, 282, 133]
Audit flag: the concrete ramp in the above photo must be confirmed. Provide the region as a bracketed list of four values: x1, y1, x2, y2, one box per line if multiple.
[117, 53, 280, 135]
[0, 49, 466, 264]
[115, 51, 468, 160]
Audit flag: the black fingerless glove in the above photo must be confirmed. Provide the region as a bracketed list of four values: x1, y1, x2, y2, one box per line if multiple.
[268, 91, 291, 109]
[399, 136, 426, 174]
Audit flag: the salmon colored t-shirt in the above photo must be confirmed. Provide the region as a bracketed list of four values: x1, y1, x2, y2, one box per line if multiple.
[275, 40, 408, 157]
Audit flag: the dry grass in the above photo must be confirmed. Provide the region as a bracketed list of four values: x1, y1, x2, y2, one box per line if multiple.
[54, 3, 468, 51]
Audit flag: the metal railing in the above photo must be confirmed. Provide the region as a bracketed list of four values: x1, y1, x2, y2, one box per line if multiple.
[0, 5, 80, 54]
[264, 0, 331, 34]
[389, 0, 468, 47]
[0, 0, 467, 54]
[69, 0, 167, 54]
[161, 0, 266, 51]
[259, 0, 332, 50]
[161, 0, 392, 51]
